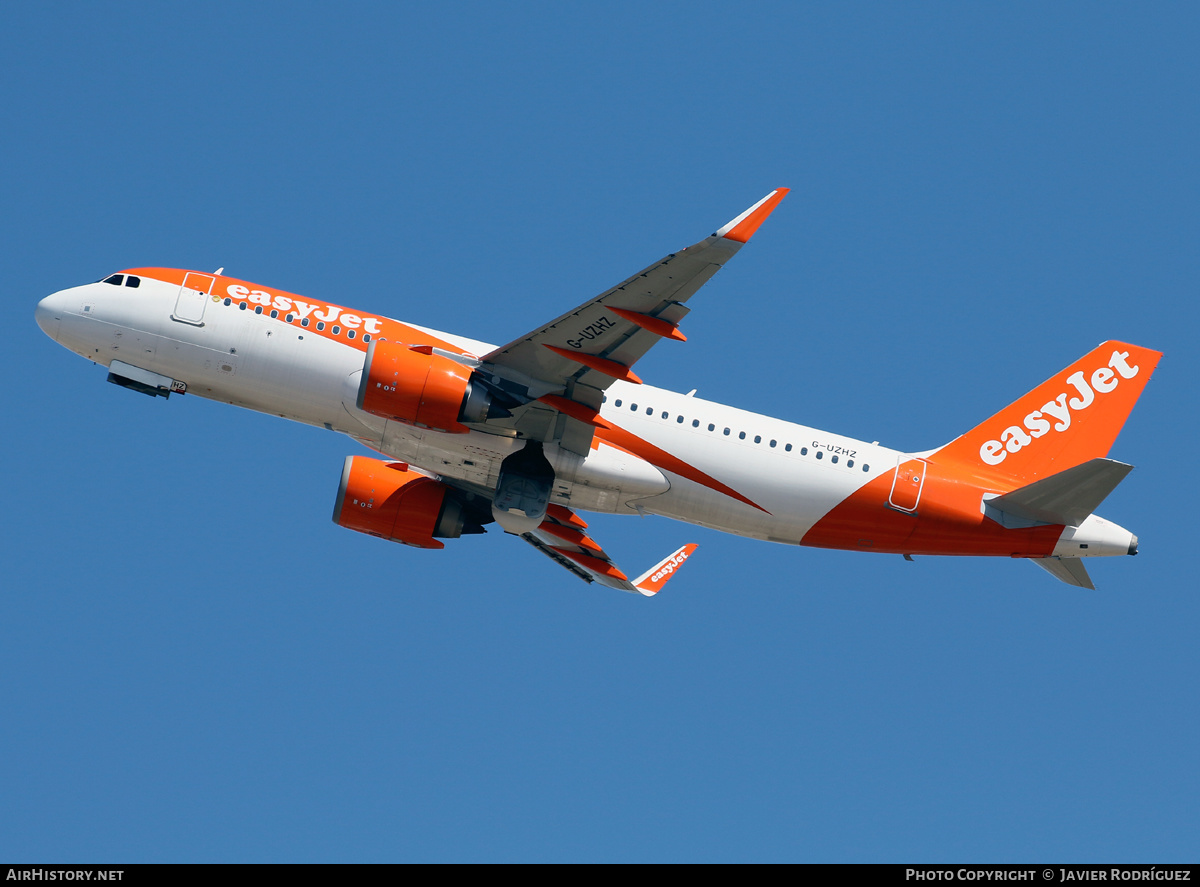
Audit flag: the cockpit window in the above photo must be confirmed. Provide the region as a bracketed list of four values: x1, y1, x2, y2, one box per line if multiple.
[103, 274, 124, 286]
[124, 275, 141, 288]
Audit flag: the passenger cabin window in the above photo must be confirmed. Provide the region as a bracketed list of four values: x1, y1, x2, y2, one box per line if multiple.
[103, 274, 124, 286]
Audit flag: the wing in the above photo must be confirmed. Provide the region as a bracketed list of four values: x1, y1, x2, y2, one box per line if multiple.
[472, 189, 789, 454]
[522, 504, 698, 595]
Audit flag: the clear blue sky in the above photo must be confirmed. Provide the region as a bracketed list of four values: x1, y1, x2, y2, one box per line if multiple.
[3, 1, 1197, 862]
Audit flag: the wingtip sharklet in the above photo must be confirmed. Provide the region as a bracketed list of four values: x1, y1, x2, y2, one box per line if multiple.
[633, 543, 699, 596]
[716, 188, 790, 243]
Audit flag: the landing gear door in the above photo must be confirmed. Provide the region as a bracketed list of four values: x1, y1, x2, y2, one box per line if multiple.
[172, 272, 215, 326]
[888, 457, 927, 513]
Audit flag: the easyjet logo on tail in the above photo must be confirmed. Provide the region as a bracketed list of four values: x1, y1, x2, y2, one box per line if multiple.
[979, 350, 1140, 466]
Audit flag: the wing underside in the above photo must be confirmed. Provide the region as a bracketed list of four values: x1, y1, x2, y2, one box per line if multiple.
[470, 189, 790, 455]
[520, 505, 696, 595]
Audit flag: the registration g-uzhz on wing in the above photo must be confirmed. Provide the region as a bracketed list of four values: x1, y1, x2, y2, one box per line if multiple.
[35, 189, 1161, 592]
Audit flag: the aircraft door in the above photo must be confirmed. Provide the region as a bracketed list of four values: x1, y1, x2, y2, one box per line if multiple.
[888, 457, 926, 513]
[172, 272, 215, 326]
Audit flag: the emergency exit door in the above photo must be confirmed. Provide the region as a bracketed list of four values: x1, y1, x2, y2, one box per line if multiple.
[888, 457, 927, 513]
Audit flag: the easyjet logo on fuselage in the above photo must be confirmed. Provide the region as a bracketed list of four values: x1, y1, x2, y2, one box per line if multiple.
[979, 350, 1140, 466]
[225, 284, 383, 335]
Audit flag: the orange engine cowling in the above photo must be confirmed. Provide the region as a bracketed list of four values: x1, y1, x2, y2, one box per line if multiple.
[332, 456, 479, 549]
[356, 340, 507, 433]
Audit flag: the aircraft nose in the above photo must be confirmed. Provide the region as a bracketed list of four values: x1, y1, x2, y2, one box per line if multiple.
[35, 292, 65, 342]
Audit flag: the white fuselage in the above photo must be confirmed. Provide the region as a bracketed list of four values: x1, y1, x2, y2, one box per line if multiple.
[38, 269, 1146, 583]
[38, 276, 894, 545]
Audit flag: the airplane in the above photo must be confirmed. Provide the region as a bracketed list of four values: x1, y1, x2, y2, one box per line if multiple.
[34, 189, 1161, 594]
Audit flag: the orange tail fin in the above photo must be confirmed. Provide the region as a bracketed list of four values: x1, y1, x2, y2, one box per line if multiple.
[932, 341, 1161, 486]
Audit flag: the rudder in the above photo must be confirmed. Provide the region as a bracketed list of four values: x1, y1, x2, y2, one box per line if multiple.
[932, 341, 1161, 485]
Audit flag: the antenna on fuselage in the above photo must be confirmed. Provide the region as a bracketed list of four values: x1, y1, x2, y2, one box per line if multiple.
[214, 267, 224, 275]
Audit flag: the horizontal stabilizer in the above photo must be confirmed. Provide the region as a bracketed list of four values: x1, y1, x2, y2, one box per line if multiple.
[1032, 556, 1095, 589]
[986, 458, 1133, 528]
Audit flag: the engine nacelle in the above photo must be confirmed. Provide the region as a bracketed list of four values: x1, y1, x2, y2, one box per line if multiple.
[332, 455, 478, 549]
[356, 340, 507, 433]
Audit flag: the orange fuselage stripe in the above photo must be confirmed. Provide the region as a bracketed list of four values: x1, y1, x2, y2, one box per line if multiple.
[802, 460, 1063, 556]
[537, 396, 768, 514]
